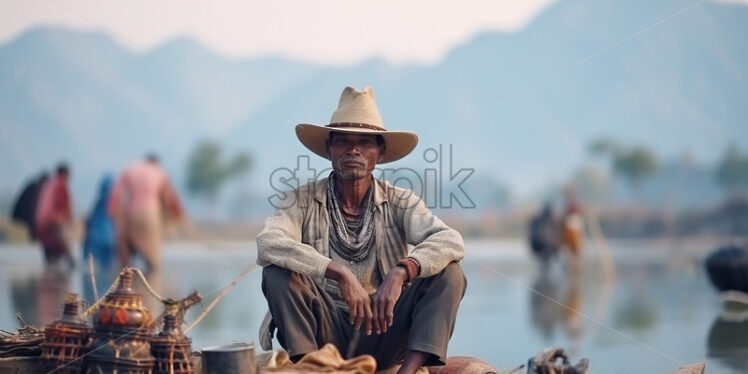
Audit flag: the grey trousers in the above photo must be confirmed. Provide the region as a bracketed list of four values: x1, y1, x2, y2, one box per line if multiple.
[261, 262, 467, 367]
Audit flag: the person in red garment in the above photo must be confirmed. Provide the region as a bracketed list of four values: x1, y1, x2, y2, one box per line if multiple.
[35, 163, 74, 267]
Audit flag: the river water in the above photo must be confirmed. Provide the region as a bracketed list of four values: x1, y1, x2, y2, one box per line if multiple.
[0, 239, 744, 373]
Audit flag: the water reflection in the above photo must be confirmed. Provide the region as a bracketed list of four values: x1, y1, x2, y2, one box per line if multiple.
[613, 292, 658, 333]
[3, 242, 748, 373]
[707, 302, 748, 372]
[529, 271, 561, 339]
[10, 267, 73, 327]
[529, 266, 583, 344]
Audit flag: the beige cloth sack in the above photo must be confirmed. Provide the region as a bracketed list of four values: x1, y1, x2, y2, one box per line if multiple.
[264, 343, 377, 374]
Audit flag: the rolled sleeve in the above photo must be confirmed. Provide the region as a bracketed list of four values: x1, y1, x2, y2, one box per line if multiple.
[256, 193, 331, 278]
[401, 193, 465, 278]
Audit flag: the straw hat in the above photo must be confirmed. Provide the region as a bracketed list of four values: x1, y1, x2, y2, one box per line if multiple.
[296, 86, 418, 164]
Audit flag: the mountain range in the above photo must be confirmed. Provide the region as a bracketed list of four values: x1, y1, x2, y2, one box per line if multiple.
[1, 0, 746, 218]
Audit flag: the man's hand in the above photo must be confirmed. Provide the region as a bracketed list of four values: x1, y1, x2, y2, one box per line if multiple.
[370, 266, 407, 334]
[325, 262, 373, 333]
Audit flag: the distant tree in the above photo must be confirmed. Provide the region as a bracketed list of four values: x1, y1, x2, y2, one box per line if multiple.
[587, 138, 659, 199]
[588, 138, 620, 157]
[613, 146, 658, 189]
[716, 143, 748, 193]
[186, 140, 251, 202]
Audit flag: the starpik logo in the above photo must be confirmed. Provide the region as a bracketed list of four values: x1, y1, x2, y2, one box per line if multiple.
[267, 145, 474, 210]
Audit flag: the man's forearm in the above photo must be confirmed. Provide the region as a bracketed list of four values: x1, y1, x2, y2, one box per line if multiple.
[386, 265, 408, 285]
[256, 234, 332, 277]
[401, 197, 465, 278]
[325, 261, 348, 281]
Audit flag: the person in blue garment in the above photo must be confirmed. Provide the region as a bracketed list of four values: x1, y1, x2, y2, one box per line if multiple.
[83, 175, 116, 267]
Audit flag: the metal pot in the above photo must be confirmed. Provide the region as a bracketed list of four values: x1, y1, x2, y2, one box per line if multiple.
[201, 342, 256, 374]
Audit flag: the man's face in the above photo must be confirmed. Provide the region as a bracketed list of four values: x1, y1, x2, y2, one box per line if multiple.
[327, 132, 384, 180]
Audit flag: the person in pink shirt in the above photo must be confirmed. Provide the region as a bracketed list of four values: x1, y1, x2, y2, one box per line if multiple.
[35, 163, 74, 266]
[109, 154, 184, 270]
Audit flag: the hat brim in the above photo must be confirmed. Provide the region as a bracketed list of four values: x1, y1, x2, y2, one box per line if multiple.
[296, 124, 418, 164]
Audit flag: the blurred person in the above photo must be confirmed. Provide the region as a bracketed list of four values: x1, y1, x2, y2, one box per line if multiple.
[83, 175, 116, 267]
[561, 186, 584, 268]
[528, 202, 560, 267]
[109, 154, 185, 271]
[258, 86, 466, 372]
[10, 172, 49, 241]
[35, 163, 74, 267]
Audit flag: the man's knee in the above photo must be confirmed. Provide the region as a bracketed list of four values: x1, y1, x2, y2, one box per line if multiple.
[262, 265, 292, 293]
[262, 265, 316, 301]
[436, 262, 467, 297]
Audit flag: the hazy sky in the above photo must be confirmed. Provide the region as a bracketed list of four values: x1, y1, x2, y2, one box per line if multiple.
[2, 0, 561, 65]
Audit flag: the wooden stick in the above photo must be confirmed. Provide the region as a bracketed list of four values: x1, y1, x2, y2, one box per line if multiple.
[84, 273, 120, 317]
[88, 254, 99, 302]
[585, 209, 615, 279]
[132, 267, 167, 302]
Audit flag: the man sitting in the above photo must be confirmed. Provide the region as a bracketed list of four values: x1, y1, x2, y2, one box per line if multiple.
[257, 86, 467, 373]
